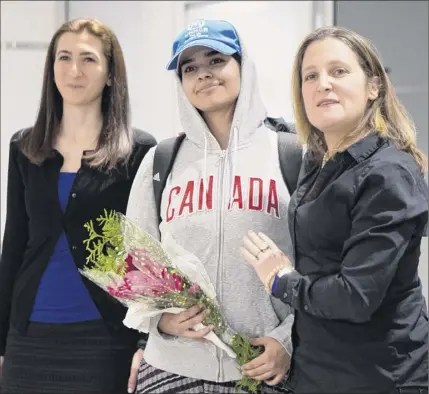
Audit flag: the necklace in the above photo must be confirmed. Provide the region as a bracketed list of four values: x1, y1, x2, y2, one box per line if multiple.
[321, 152, 329, 168]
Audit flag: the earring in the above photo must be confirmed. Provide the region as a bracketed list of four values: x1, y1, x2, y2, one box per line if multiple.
[374, 107, 388, 135]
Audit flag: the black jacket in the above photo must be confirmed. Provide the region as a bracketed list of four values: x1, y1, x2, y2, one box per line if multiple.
[0, 128, 156, 355]
[274, 133, 428, 393]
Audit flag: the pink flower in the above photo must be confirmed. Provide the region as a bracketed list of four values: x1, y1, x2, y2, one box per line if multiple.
[108, 248, 197, 299]
[187, 283, 201, 294]
[128, 248, 165, 278]
[107, 277, 140, 299]
[124, 254, 137, 272]
[172, 273, 183, 291]
[160, 269, 185, 292]
[124, 270, 171, 297]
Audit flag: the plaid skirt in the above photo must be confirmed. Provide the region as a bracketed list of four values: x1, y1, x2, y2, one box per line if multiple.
[136, 360, 291, 394]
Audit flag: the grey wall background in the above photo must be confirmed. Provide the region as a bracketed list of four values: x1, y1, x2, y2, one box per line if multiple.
[335, 0, 428, 301]
[335, 0, 428, 158]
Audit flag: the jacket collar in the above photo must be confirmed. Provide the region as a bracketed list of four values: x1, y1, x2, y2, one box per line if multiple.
[345, 131, 388, 164]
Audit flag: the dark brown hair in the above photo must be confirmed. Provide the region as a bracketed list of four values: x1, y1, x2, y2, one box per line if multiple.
[20, 18, 133, 169]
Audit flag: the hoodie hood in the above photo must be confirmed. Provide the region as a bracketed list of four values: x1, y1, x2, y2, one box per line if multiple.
[174, 36, 268, 151]
[173, 35, 269, 212]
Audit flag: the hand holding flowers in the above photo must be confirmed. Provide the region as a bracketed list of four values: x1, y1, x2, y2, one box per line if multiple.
[80, 210, 264, 393]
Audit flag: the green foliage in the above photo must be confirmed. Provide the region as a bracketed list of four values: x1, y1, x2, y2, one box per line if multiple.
[83, 209, 127, 276]
[198, 295, 227, 336]
[230, 334, 264, 394]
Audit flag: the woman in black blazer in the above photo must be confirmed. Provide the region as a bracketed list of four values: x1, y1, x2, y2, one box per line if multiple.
[0, 18, 156, 393]
[241, 26, 428, 394]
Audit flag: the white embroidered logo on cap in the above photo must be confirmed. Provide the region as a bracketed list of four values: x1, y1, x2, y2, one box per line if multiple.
[185, 19, 209, 41]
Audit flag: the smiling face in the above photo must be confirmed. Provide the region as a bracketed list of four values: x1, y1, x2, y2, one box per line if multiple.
[301, 37, 379, 137]
[53, 30, 111, 107]
[179, 46, 241, 113]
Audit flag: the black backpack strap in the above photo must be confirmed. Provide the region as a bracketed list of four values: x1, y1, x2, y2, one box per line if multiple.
[265, 117, 303, 195]
[153, 134, 186, 224]
[278, 130, 303, 195]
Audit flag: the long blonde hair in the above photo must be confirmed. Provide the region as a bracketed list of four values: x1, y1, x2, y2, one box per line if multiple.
[291, 26, 427, 173]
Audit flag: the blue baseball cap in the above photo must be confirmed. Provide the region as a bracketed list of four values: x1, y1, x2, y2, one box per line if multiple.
[166, 19, 241, 71]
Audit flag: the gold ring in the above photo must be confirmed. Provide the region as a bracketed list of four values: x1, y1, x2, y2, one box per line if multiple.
[256, 246, 269, 259]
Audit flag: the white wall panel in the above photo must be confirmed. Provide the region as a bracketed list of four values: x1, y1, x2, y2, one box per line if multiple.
[1, 1, 65, 243]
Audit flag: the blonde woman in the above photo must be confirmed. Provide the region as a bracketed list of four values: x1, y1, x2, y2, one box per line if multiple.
[241, 26, 428, 394]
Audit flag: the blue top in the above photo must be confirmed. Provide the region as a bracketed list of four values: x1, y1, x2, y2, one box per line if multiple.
[30, 172, 101, 323]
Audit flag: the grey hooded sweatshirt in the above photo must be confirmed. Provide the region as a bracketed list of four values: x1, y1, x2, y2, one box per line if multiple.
[126, 39, 294, 382]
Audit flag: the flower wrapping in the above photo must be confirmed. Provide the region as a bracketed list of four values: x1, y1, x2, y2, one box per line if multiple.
[80, 210, 263, 393]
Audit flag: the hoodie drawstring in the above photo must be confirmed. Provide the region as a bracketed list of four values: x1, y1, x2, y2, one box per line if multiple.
[227, 125, 239, 211]
[202, 131, 209, 212]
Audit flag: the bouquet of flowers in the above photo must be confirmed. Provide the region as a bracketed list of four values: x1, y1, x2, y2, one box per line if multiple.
[79, 210, 263, 393]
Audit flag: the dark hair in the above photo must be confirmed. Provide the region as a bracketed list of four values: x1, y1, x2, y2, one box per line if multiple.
[178, 52, 242, 80]
[20, 18, 133, 170]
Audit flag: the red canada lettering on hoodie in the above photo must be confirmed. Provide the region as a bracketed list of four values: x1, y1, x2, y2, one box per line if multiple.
[166, 175, 279, 222]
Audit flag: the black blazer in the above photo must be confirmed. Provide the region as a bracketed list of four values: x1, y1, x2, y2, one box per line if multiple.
[274, 133, 428, 393]
[0, 128, 156, 355]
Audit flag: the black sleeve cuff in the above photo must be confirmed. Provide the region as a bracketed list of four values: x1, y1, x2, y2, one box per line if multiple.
[272, 270, 302, 307]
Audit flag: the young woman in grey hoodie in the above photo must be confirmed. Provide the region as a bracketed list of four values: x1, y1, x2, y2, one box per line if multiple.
[127, 19, 294, 394]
